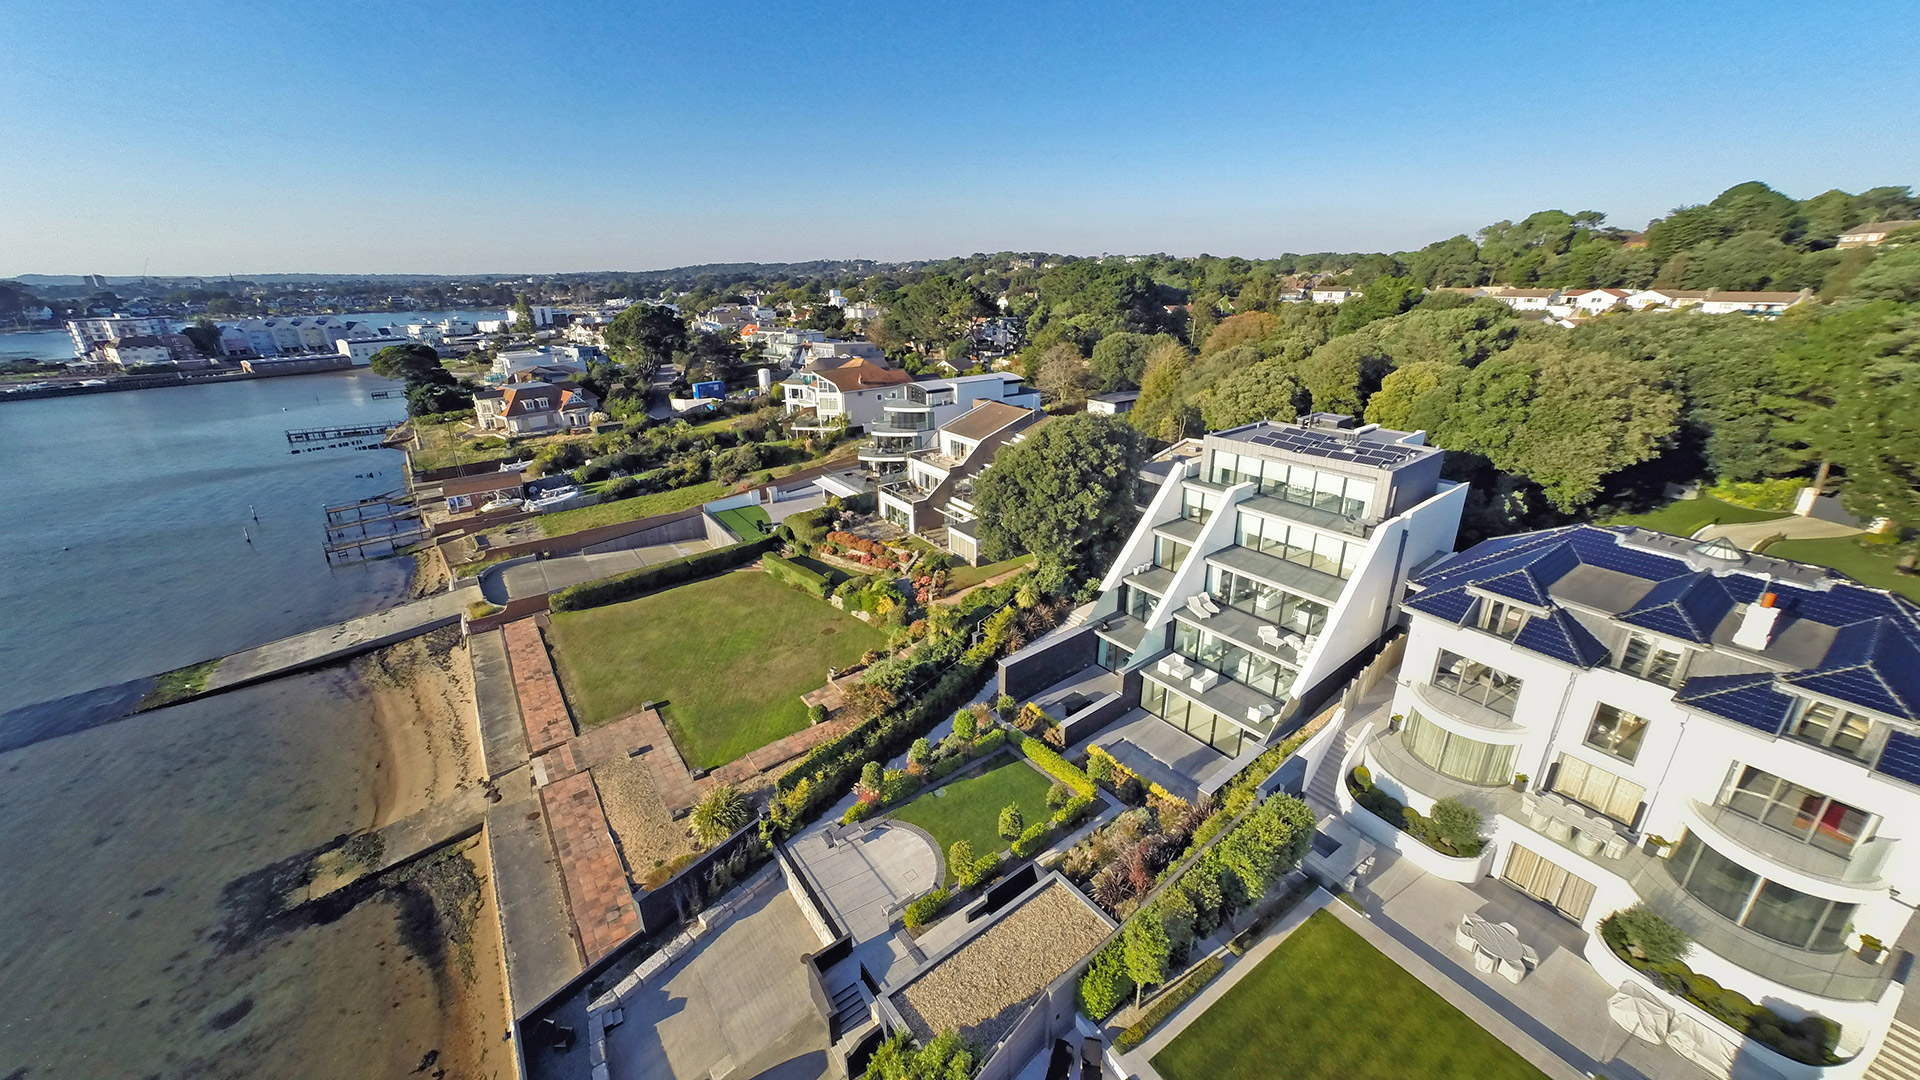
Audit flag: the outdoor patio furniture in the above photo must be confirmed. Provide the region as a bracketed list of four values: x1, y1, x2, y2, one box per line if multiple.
[1521, 944, 1541, 969]
[1465, 917, 1527, 980]
[1455, 922, 1478, 950]
[1474, 949, 1496, 973]
[1498, 958, 1525, 983]
[1498, 922, 1518, 936]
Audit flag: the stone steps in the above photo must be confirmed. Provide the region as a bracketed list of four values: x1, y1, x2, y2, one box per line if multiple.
[1866, 1020, 1920, 1080]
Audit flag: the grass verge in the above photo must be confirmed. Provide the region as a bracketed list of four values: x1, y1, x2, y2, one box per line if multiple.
[946, 553, 1035, 591]
[1601, 496, 1784, 537]
[1763, 535, 1920, 603]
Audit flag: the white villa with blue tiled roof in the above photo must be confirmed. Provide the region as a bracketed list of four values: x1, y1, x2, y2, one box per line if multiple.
[1343, 522, 1920, 1061]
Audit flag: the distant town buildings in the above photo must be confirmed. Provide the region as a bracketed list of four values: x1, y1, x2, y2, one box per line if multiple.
[66, 315, 198, 366]
[1478, 287, 1811, 318]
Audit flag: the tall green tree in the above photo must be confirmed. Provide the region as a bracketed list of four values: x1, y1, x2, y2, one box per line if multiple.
[604, 302, 688, 373]
[1123, 912, 1171, 1008]
[973, 413, 1144, 563]
[1197, 358, 1306, 430]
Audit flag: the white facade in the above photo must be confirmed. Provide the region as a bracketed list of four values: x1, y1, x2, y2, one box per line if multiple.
[1348, 524, 1920, 1055]
[1482, 288, 1560, 311]
[507, 305, 556, 328]
[1310, 286, 1355, 304]
[67, 315, 171, 355]
[1568, 288, 1630, 315]
[336, 337, 401, 364]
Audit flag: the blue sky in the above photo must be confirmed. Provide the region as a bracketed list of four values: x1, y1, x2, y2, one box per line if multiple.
[3, 0, 1915, 275]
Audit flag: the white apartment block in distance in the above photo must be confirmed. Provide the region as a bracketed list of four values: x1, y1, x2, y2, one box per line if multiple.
[998, 413, 1467, 801]
[1344, 522, 1920, 1060]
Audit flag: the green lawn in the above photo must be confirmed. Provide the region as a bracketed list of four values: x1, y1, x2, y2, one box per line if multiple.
[535, 481, 728, 537]
[946, 553, 1035, 591]
[1153, 910, 1548, 1080]
[546, 571, 886, 768]
[714, 504, 772, 542]
[1764, 536, 1920, 603]
[891, 755, 1055, 882]
[1602, 496, 1784, 538]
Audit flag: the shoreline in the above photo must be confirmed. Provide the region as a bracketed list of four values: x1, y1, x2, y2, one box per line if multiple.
[356, 626, 482, 830]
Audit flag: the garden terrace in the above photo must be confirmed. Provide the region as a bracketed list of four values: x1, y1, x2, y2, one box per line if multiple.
[890, 755, 1056, 884]
[546, 569, 886, 769]
[1152, 909, 1549, 1080]
[891, 880, 1112, 1048]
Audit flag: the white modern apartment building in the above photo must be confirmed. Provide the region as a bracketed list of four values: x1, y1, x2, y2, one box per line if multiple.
[997, 414, 1467, 801]
[507, 305, 555, 327]
[876, 399, 1043, 562]
[1343, 523, 1920, 1055]
[66, 315, 198, 365]
[216, 316, 393, 357]
[854, 372, 1040, 479]
[67, 315, 172, 354]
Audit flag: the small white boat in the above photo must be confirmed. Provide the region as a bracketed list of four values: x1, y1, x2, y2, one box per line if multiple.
[479, 496, 524, 513]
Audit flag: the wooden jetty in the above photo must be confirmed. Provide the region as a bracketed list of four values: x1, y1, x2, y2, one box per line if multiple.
[286, 421, 395, 444]
[322, 489, 424, 563]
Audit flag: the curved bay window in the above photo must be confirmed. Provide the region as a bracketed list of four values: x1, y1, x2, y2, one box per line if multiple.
[1667, 832, 1857, 952]
[1401, 709, 1516, 786]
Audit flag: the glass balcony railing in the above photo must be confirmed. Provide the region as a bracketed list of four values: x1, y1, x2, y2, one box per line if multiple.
[1688, 800, 1896, 888]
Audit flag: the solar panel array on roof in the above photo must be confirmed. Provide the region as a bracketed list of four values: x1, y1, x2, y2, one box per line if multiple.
[1675, 672, 1793, 735]
[1513, 608, 1609, 667]
[1619, 572, 1736, 644]
[1236, 426, 1426, 468]
[1875, 731, 1920, 787]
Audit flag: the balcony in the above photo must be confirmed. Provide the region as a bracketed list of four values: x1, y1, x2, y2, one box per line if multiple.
[1123, 565, 1177, 597]
[1148, 651, 1285, 738]
[1368, 729, 1522, 809]
[1621, 846, 1896, 1003]
[1685, 800, 1895, 890]
[880, 480, 935, 504]
[1238, 491, 1375, 538]
[869, 416, 934, 435]
[857, 441, 918, 463]
[1411, 681, 1525, 734]
[1152, 517, 1205, 545]
[1173, 602, 1308, 668]
[1093, 613, 1152, 655]
[1207, 544, 1345, 603]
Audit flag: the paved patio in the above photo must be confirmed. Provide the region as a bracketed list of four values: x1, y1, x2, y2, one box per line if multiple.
[1356, 850, 1713, 1080]
[603, 873, 830, 1080]
[1072, 707, 1228, 804]
[786, 820, 942, 988]
[496, 538, 717, 600]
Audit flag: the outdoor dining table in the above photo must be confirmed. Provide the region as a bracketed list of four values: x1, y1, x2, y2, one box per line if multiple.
[1464, 915, 1525, 969]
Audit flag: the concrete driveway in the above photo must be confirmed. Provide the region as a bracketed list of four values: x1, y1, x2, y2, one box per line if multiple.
[490, 539, 714, 601]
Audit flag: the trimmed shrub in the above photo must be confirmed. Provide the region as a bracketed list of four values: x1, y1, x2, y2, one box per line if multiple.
[1114, 956, 1225, 1051]
[550, 536, 777, 611]
[998, 804, 1025, 842]
[842, 799, 875, 825]
[761, 552, 830, 597]
[973, 727, 1008, 755]
[1046, 781, 1073, 809]
[1021, 736, 1096, 799]
[1012, 820, 1052, 858]
[903, 888, 949, 930]
[1601, 905, 1691, 966]
[950, 841, 980, 887]
[909, 737, 932, 766]
[1051, 795, 1095, 830]
[807, 703, 828, 725]
[951, 709, 977, 741]
[859, 760, 884, 795]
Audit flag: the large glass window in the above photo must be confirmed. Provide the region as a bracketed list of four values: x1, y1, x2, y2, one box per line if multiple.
[1722, 766, 1873, 857]
[1616, 633, 1687, 687]
[1432, 649, 1522, 716]
[1153, 535, 1189, 571]
[1668, 833, 1857, 952]
[1235, 511, 1360, 581]
[1205, 566, 1327, 636]
[1402, 710, 1516, 786]
[1124, 585, 1155, 621]
[1585, 704, 1648, 763]
[1174, 622, 1292, 698]
[1181, 485, 1219, 523]
[1549, 754, 1644, 825]
[1142, 676, 1245, 756]
[1502, 845, 1596, 922]
[1245, 457, 1377, 519]
[1790, 700, 1873, 759]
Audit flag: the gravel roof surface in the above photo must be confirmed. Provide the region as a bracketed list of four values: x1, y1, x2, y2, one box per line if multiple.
[894, 882, 1111, 1047]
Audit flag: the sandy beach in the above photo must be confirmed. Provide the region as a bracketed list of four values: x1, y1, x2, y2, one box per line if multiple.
[355, 625, 481, 829]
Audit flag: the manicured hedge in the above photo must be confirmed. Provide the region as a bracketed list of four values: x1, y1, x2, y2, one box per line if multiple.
[903, 888, 949, 930]
[1021, 736, 1097, 800]
[761, 552, 830, 597]
[549, 535, 779, 612]
[1115, 955, 1225, 1050]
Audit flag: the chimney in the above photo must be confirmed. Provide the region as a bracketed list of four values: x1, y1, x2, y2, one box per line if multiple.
[1734, 590, 1782, 651]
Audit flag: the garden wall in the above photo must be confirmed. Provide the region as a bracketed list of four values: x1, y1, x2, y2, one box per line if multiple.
[998, 623, 1100, 701]
[634, 819, 763, 935]
[1057, 679, 1139, 747]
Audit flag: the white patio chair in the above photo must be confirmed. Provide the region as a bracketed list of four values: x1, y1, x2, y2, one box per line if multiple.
[1474, 949, 1496, 973]
[1454, 920, 1478, 951]
[1521, 944, 1541, 969]
[1499, 958, 1525, 983]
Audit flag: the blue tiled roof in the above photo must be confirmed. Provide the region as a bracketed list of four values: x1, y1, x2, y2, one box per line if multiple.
[1875, 731, 1920, 787]
[1620, 572, 1736, 644]
[1675, 672, 1793, 735]
[1781, 618, 1920, 723]
[1408, 524, 1920, 725]
[1513, 608, 1610, 667]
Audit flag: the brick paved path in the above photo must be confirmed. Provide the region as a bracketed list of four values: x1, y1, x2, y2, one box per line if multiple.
[503, 618, 574, 754]
[540, 770, 641, 962]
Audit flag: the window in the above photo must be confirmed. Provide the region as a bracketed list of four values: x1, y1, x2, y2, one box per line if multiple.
[1153, 536, 1189, 571]
[1402, 710, 1516, 786]
[1477, 598, 1530, 640]
[1205, 566, 1327, 636]
[1722, 766, 1873, 857]
[1173, 623, 1292, 698]
[1124, 585, 1155, 621]
[1616, 633, 1687, 687]
[1584, 704, 1648, 763]
[1502, 845, 1596, 922]
[1667, 833, 1856, 952]
[1549, 754, 1643, 825]
[1236, 511, 1359, 580]
[1790, 700, 1872, 758]
[1431, 649, 1522, 716]
[1142, 677, 1245, 756]
[1181, 486, 1219, 523]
